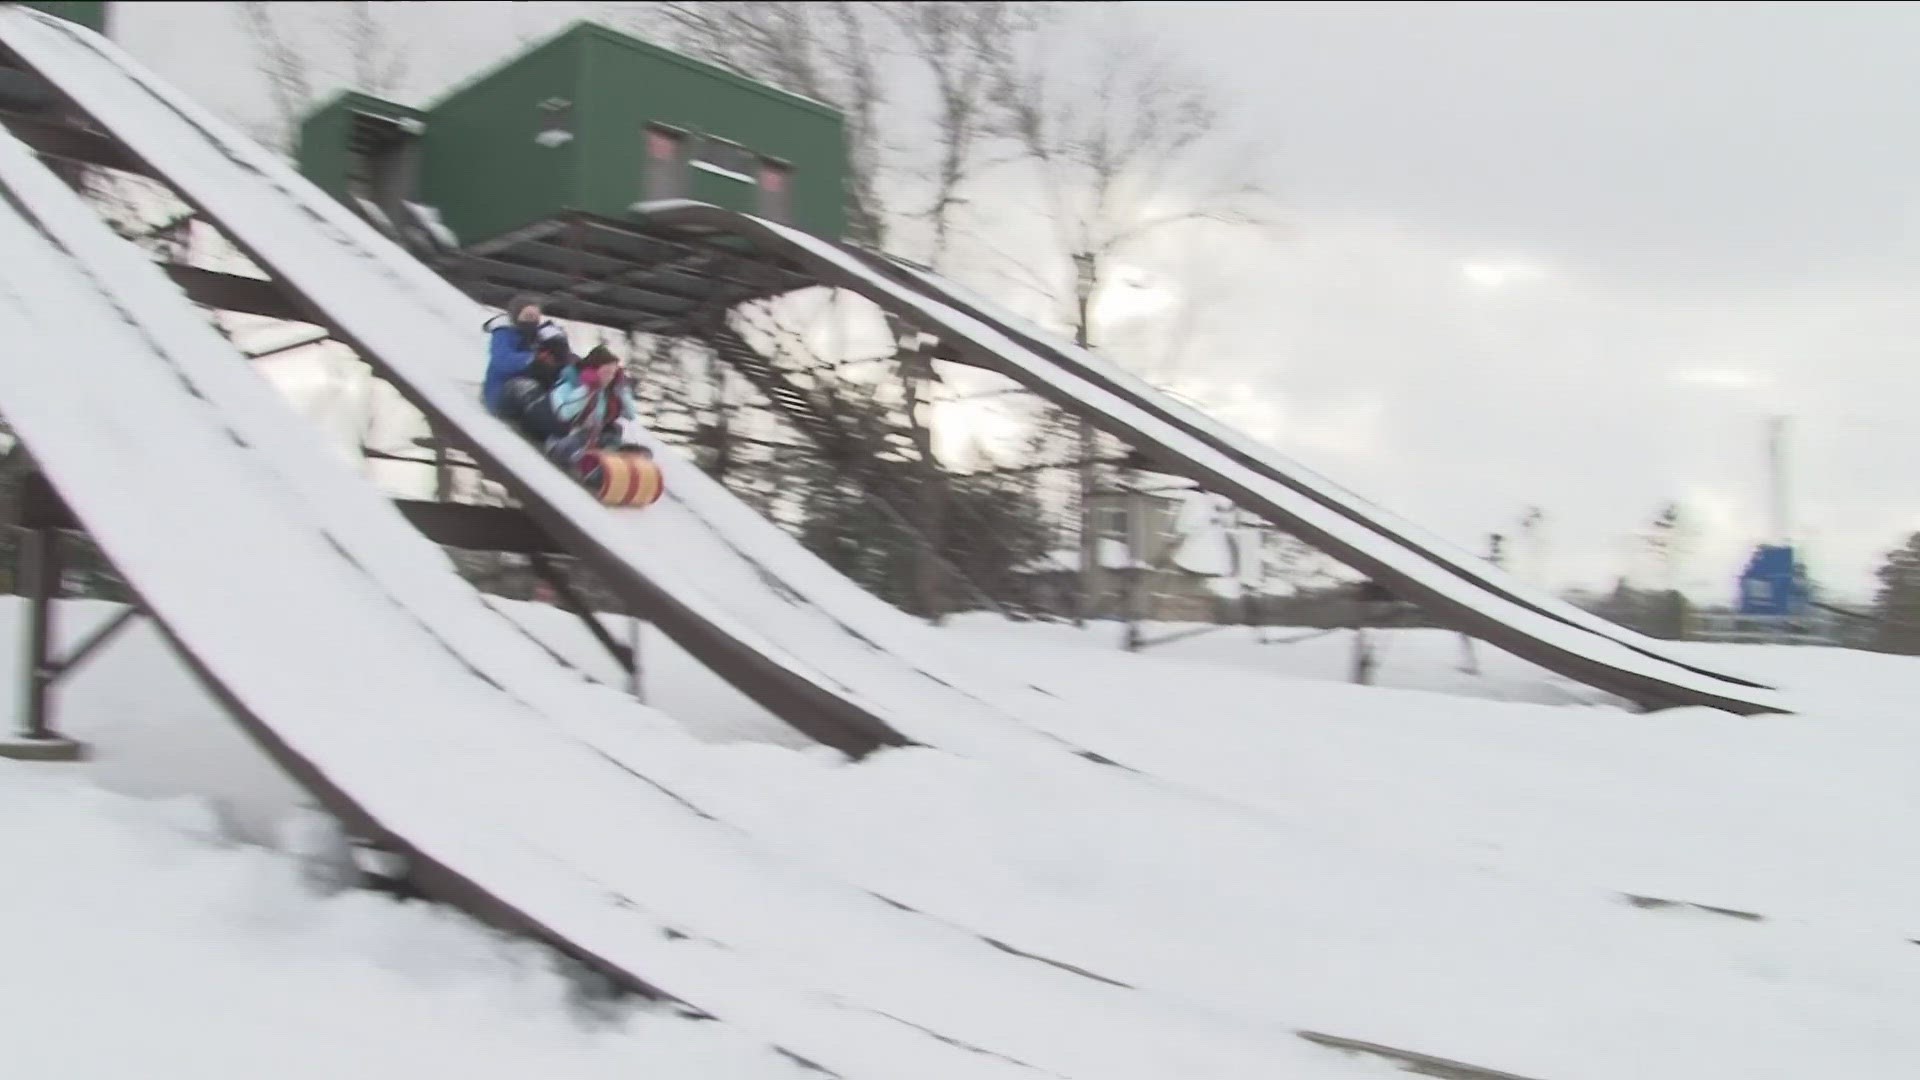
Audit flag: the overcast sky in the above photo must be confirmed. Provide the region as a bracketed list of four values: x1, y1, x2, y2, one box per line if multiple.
[110, 1, 1920, 601]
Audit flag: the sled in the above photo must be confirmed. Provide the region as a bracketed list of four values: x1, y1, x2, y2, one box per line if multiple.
[577, 447, 664, 508]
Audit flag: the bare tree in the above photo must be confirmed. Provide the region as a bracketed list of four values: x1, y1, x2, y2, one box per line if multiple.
[1642, 500, 1693, 592]
[636, 2, 887, 244]
[875, 2, 1044, 266]
[1639, 500, 1693, 638]
[239, 1, 314, 149]
[992, 17, 1272, 335]
[632, 1, 1046, 258]
[340, 1, 411, 100]
[238, 1, 412, 150]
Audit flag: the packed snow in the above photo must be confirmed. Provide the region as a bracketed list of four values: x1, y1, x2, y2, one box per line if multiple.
[0, 764, 813, 1080]
[17, 596, 1920, 1078]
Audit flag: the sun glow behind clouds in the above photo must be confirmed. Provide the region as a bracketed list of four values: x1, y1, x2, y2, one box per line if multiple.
[1461, 262, 1547, 289]
[1094, 264, 1181, 323]
[1673, 367, 1770, 390]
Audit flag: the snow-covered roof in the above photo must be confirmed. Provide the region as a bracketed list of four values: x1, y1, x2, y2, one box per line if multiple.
[1172, 529, 1235, 577]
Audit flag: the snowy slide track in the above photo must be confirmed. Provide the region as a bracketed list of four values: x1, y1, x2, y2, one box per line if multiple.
[846, 246, 1770, 695]
[0, 11, 908, 760]
[0, 98, 1391, 1080]
[635, 200, 1784, 718]
[0, 8, 1783, 769]
[0, 8, 1340, 776]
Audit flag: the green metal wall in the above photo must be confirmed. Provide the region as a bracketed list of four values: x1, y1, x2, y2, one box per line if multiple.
[573, 25, 846, 238]
[294, 20, 849, 247]
[295, 91, 424, 205]
[296, 103, 350, 200]
[419, 29, 586, 248]
[17, 2, 107, 34]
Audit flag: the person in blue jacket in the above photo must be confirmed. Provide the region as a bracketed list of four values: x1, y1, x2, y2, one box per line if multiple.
[482, 293, 569, 421]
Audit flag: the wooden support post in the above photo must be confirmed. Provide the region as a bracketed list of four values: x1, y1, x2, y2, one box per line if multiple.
[1123, 476, 1147, 652]
[18, 528, 57, 739]
[4, 526, 84, 761]
[1075, 416, 1100, 628]
[626, 614, 645, 702]
[527, 553, 634, 681]
[432, 425, 453, 502]
[1350, 624, 1376, 686]
[1458, 633, 1481, 676]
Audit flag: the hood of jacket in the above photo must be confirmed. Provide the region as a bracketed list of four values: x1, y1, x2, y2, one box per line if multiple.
[484, 312, 567, 344]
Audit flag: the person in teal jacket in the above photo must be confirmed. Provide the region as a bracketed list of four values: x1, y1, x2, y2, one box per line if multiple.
[544, 346, 646, 484]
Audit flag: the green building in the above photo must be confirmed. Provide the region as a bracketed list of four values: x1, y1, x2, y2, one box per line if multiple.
[298, 20, 846, 250]
[17, 2, 109, 34]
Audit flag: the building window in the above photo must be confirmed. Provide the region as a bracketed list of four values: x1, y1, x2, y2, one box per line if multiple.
[691, 135, 758, 183]
[643, 124, 688, 201]
[536, 97, 573, 148]
[758, 159, 792, 222]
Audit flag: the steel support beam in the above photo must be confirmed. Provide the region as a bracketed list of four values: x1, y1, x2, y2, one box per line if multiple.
[162, 263, 315, 324]
[528, 552, 636, 682]
[0, 109, 153, 177]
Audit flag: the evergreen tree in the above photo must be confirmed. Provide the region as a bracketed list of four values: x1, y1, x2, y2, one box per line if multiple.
[1872, 533, 1920, 654]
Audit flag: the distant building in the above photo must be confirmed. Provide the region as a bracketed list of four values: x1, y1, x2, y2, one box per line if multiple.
[1735, 543, 1811, 617]
[1016, 483, 1228, 622]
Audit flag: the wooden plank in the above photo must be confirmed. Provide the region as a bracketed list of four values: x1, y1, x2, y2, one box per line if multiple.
[391, 500, 563, 555]
[1296, 1031, 1548, 1080]
[443, 252, 696, 315]
[17, 468, 73, 530]
[21, 470, 559, 556]
[460, 280, 675, 331]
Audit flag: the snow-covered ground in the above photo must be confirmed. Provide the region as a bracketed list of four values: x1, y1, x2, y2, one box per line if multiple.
[0, 763, 811, 1080]
[13, 597, 1920, 1077]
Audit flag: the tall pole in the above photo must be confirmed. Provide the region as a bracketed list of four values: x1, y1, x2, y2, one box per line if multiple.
[1073, 251, 1101, 628]
[903, 335, 946, 625]
[1767, 415, 1791, 546]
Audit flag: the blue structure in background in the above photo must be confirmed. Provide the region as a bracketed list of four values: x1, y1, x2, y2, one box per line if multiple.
[1736, 544, 1810, 616]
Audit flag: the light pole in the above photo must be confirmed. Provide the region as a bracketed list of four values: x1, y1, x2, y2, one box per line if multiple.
[1071, 251, 1101, 628]
[1073, 251, 1097, 351]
